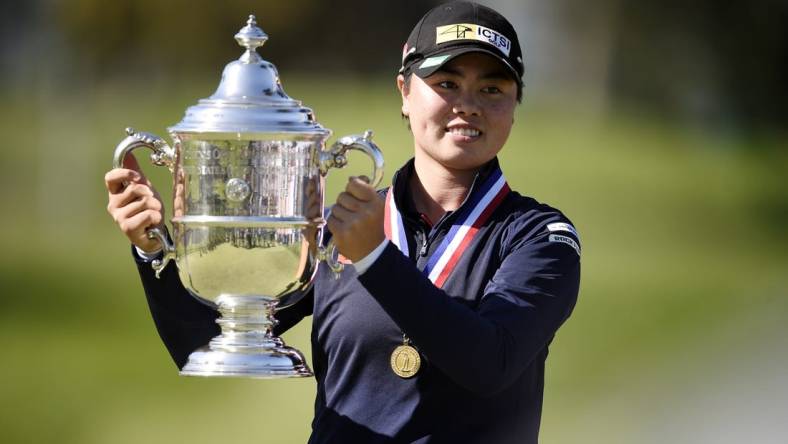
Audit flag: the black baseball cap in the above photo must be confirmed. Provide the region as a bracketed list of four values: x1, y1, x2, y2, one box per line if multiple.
[399, 1, 523, 87]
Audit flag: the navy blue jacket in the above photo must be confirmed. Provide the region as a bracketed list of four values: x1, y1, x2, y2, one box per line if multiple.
[135, 158, 580, 444]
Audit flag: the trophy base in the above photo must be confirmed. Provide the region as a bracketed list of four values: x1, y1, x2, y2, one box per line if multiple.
[180, 344, 313, 378]
[180, 296, 313, 378]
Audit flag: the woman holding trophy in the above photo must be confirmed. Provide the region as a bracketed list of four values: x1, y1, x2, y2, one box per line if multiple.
[105, 2, 579, 443]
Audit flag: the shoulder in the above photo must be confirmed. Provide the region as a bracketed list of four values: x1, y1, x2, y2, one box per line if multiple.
[497, 191, 581, 257]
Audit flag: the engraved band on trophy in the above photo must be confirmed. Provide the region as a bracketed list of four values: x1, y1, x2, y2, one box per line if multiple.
[113, 15, 384, 378]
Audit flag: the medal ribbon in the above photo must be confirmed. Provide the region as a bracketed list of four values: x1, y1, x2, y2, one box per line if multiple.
[384, 166, 510, 288]
[384, 187, 409, 257]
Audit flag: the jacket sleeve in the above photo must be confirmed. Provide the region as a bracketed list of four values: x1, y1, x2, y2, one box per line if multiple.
[133, 246, 313, 369]
[356, 228, 580, 396]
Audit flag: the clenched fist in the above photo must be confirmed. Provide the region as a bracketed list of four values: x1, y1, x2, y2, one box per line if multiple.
[104, 154, 165, 253]
[327, 176, 385, 262]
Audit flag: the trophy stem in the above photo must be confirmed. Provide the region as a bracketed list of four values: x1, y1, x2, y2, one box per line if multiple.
[180, 296, 313, 378]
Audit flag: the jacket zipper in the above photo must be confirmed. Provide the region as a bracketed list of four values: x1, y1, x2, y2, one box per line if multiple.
[419, 234, 429, 257]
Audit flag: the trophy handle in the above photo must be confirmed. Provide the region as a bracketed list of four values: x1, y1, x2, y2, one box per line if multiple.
[318, 130, 385, 277]
[147, 227, 176, 278]
[113, 127, 177, 278]
[319, 130, 385, 187]
[113, 127, 176, 170]
[317, 239, 343, 278]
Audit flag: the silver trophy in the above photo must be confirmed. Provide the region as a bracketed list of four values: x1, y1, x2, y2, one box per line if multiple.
[113, 16, 384, 378]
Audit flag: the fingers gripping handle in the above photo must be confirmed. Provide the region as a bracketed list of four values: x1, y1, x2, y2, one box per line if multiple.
[318, 130, 385, 276]
[114, 128, 177, 279]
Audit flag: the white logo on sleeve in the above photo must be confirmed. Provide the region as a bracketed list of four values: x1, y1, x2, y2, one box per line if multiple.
[547, 222, 579, 239]
[548, 234, 581, 256]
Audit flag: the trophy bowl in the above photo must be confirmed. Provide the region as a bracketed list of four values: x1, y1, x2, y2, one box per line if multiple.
[112, 16, 384, 378]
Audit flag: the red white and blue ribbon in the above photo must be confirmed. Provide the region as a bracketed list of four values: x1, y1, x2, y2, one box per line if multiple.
[384, 167, 510, 288]
[384, 188, 409, 258]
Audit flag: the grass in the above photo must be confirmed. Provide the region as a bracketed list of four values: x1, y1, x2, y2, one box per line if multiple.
[0, 76, 786, 443]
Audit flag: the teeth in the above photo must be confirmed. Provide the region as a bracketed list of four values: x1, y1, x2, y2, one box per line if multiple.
[447, 127, 480, 137]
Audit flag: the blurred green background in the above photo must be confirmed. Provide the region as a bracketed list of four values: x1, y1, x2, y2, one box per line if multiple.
[1, 1, 786, 443]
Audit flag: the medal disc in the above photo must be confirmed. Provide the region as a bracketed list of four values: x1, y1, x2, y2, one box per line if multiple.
[390, 344, 421, 378]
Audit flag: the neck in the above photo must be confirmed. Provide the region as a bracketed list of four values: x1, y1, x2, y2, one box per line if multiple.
[409, 154, 479, 223]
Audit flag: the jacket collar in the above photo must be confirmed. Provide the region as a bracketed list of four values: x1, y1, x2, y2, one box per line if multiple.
[389, 157, 502, 226]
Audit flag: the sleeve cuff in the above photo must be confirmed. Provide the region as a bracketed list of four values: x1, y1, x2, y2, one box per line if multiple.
[134, 245, 163, 262]
[352, 239, 390, 275]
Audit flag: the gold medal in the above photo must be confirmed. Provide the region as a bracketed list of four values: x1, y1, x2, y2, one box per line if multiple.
[391, 336, 420, 378]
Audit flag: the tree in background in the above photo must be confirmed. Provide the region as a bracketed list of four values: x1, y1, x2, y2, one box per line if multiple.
[2, 0, 785, 134]
[608, 0, 788, 132]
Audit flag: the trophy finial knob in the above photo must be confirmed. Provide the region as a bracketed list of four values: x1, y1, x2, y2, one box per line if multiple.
[235, 14, 268, 63]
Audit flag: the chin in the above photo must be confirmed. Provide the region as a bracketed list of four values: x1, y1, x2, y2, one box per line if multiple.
[443, 147, 498, 168]
[438, 154, 492, 172]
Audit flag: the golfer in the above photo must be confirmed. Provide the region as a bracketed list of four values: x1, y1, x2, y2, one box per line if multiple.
[105, 2, 580, 443]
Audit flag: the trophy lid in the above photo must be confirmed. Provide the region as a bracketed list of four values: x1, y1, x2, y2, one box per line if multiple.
[169, 15, 330, 136]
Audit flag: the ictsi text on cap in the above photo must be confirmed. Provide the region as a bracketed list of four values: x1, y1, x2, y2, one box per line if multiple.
[399, 1, 523, 86]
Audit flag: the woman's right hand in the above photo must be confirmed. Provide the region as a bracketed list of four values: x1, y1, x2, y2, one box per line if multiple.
[105, 154, 165, 253]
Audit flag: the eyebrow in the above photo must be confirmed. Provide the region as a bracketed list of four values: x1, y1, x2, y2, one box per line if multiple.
[435, 66, 514, 81]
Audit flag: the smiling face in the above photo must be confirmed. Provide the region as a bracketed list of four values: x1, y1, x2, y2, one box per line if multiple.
[398, 52, 518, 174]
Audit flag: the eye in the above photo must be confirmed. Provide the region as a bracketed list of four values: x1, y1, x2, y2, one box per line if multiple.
[436, 80, 458, 90]
[481, 85, 502, 94]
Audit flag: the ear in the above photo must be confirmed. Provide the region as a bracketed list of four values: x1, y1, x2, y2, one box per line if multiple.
[396, 74, 409, 117]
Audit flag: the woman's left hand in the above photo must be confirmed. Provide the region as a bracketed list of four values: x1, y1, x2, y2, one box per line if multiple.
[327, 176, 385, 262]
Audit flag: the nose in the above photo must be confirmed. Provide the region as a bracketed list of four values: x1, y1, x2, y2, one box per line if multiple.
[451, 89, 481, 116]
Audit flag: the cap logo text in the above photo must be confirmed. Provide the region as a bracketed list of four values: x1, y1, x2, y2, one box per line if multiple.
[435, 23, 511, 57]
